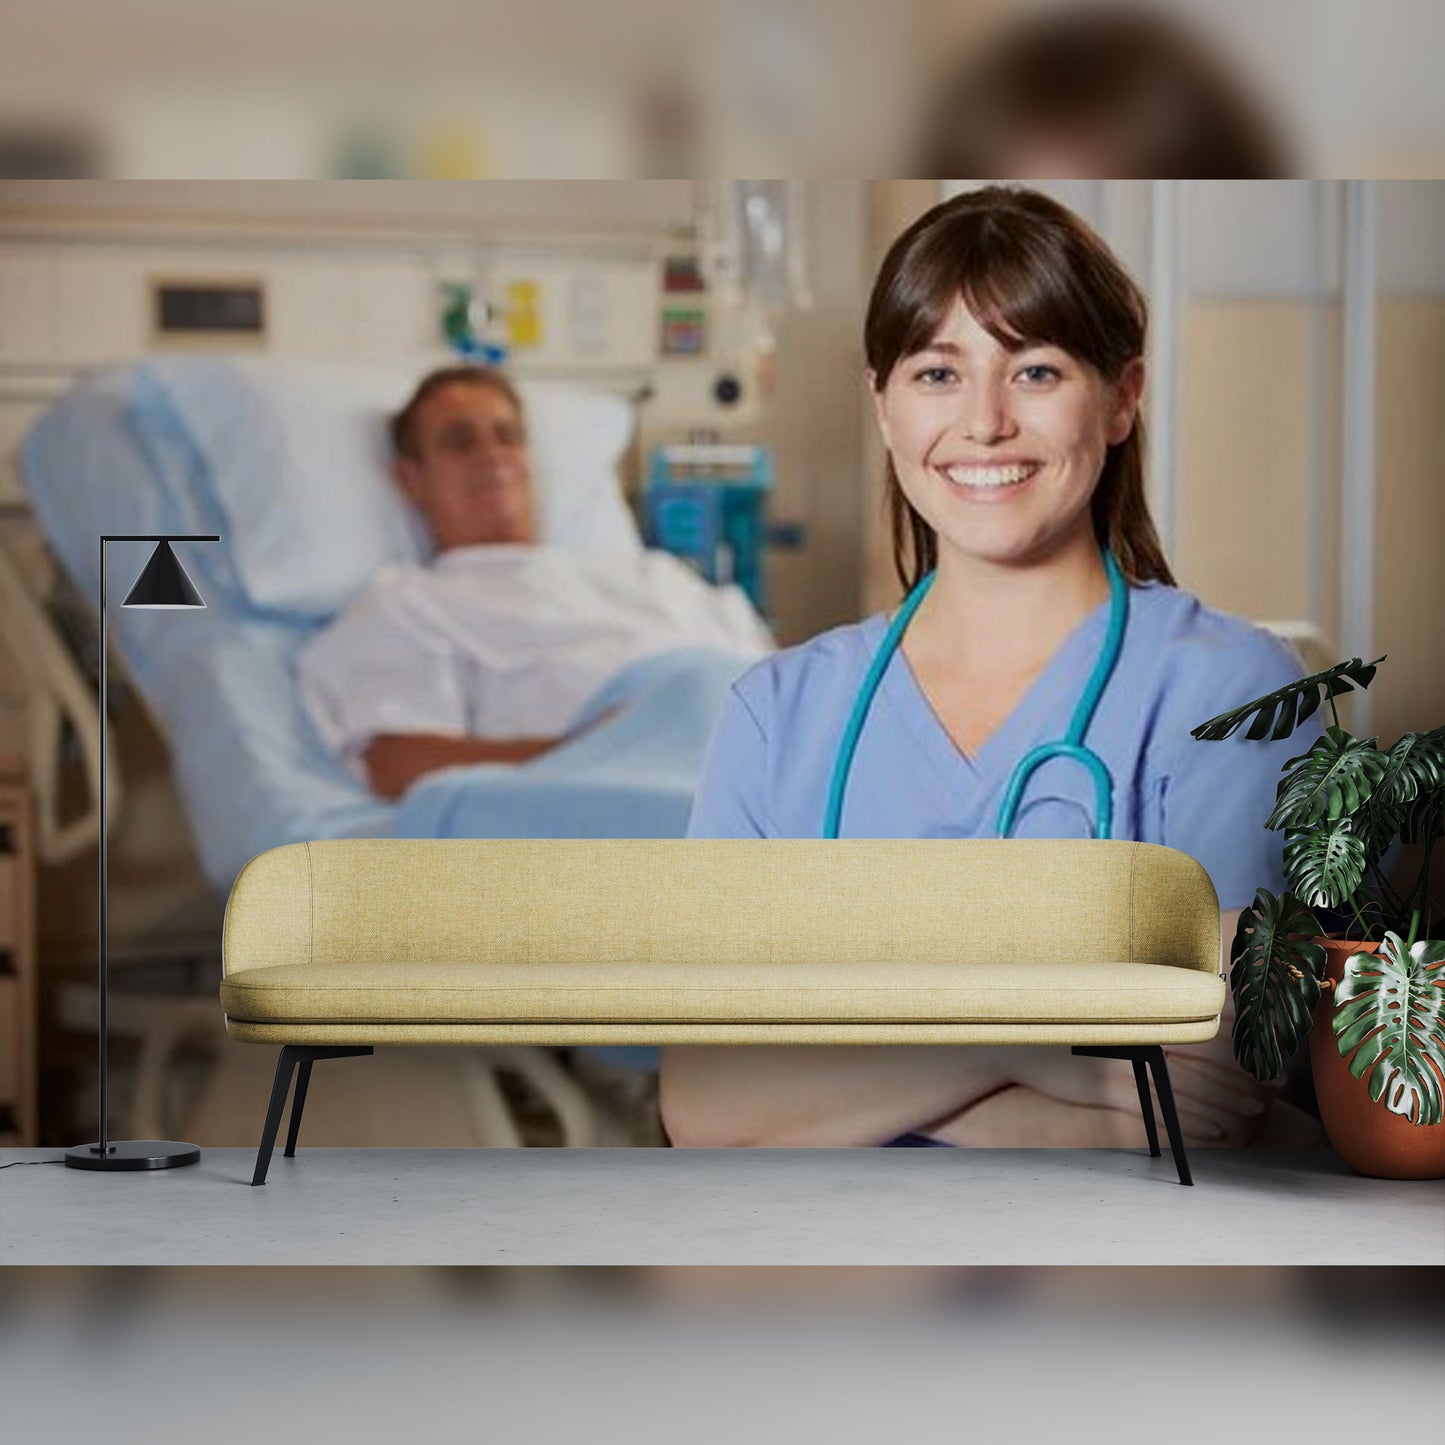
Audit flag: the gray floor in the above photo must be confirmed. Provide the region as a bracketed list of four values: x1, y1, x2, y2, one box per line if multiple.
[2, 1146, 1441, 1265]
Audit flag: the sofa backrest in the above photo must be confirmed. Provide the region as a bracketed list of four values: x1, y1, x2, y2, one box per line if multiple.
[223, 839, 1220, 977]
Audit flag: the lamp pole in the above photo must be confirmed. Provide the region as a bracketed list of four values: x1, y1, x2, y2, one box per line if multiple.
[98, 534, 108, 1155]
[65, 534, 218, 1172]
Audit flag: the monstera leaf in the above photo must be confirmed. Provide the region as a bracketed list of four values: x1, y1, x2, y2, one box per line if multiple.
[1283, 821, 1369, 911]
[1266, 728, 1389, 832]
[1191, 657, 1384, 743]
[1382, 726, 1445, 852]
[1332, 934, 1445, 1126]
[1229, 890, 1327, 1082]
[1378, 726, 1445, 805]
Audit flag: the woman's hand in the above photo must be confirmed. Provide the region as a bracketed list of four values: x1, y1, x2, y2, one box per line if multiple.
[964, 906, 1276, 1147]
[998, 1044, 1273, 1146]
[937, 1076, 1276, 1149]
[918, 1019, 1280, 1149]
[933, 1084, 1154, 1149]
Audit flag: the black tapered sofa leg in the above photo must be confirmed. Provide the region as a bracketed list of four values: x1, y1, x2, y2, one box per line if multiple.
[252, 1048, 300, 1187]
[251, 1046, 373, 1186]
[284, 1059, 313, 1159]
[1132, 1057, 1161, 1157]
[1144, 1045, 1193, 1186]
[1072, 1045, 1194, 1186]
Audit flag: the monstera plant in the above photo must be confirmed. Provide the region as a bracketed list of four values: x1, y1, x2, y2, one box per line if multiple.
[1192, 657, 1445, 1128]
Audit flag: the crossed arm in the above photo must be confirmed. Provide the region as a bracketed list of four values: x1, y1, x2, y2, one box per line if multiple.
[658, 909, 1274, 1149]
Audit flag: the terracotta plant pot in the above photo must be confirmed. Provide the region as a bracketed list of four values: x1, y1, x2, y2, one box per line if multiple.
[1310, 937, 1445, 1180]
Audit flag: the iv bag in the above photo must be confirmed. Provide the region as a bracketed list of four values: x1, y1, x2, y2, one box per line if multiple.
[700, 181, 813, 313]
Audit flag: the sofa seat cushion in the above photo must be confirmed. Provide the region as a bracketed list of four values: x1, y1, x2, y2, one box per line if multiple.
[220, 957, 1225, 1027]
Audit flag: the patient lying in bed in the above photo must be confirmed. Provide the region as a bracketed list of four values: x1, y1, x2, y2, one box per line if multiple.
[298, 366, 772, 799]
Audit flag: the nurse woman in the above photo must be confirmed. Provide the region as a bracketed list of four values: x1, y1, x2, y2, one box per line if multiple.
[662, 185, 1321, 1150]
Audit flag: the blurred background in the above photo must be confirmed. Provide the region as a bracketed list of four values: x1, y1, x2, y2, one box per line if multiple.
[0, 0, 1442, 180]
[1, 1262, 1441, 1444]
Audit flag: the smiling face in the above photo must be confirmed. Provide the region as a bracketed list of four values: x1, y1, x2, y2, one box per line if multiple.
[870, 297, 1142, 575]
[394, 380, 536, 551]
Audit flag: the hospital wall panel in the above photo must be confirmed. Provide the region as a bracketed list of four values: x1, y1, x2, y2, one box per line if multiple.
[1377, 185, 1445, 295]
[261, 256, 361, 356]
[1180, 297, 1444, 751]
[348, 258, 441, 358]
[1176, 301, 1322, 624]
[749, 181, 870, 646]
[1374, 299, 1445, 751]
[53, 251, 149, 366]
[1182, 182, 1341, 298]
[0, 247, 56, 363]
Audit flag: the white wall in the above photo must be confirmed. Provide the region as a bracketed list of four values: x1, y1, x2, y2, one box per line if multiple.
[1183, 181, 1445, 297]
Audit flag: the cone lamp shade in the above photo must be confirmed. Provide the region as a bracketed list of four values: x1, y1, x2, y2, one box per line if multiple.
[121, 540, 206, 609]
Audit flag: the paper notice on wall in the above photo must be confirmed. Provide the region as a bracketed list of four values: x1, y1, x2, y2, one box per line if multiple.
[505, 279, 543, 349]
[568, 275, 610, 356]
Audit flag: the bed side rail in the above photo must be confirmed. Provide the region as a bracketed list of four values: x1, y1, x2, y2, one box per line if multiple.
[0, 537, 117, 864]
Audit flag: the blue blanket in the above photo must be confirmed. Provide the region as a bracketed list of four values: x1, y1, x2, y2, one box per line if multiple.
[394, 647, 754, 841]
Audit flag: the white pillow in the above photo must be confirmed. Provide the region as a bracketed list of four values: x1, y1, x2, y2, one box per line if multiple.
[132, 356, 642, 618]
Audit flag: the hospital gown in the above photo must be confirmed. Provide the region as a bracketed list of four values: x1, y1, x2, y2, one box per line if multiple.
[687, 580, 1317, 910]
[299, 544, 773, 784]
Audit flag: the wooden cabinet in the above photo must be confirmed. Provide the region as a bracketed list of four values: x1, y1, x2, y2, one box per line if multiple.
[0, 769, 37, 1145]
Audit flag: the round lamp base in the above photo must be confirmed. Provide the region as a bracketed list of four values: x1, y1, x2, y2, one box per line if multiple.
[64, 1141, 201, 1171]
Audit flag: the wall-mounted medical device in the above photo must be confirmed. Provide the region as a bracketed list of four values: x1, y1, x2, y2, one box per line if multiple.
[644, 443, 774, 614]
[423, 186, 813, 432]
[435, 256, 780, 429]
[642, 183, 812, 429]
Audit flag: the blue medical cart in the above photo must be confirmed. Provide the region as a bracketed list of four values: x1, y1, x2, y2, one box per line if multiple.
[643, 444, 774, 615]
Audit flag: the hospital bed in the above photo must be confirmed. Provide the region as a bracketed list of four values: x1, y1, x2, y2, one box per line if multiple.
[9, 355, 766, 1144]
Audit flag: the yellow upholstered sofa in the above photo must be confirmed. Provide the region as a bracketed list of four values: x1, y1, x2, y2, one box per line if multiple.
[222, 838, 1224, 1185]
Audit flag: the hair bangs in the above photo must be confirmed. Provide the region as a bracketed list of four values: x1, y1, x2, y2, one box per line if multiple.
[873, 211, 1129, 386]
[954, 223, 1126, 376]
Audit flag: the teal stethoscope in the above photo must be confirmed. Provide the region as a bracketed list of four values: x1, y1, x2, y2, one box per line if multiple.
[823, 548, 1130, 841]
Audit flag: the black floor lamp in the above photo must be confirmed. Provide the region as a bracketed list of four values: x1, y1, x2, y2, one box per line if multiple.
[65, 535, 219, 1172]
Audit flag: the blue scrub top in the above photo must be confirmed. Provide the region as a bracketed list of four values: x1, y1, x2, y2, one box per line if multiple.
[687, 581, 1318, 911]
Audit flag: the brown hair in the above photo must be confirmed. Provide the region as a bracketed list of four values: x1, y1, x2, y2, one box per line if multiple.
[920, 8, 1289, 179]
[389, 365, 526, 460]
[866, 184, 1175, 594]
